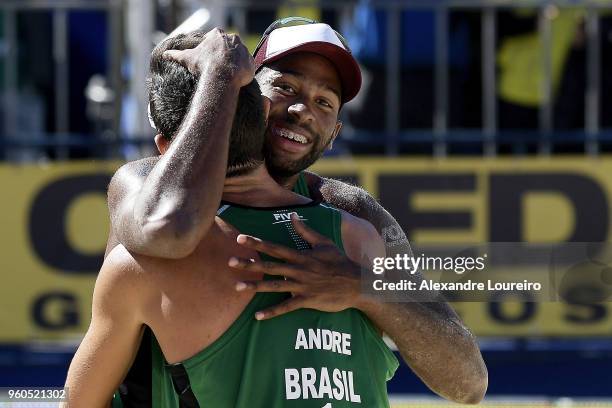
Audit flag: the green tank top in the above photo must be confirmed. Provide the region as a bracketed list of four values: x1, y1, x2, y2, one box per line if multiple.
[150, 200, 398, 407]
[293, 172, 311, 198]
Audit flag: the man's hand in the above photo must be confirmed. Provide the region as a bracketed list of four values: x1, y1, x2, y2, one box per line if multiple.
[229, 214, 364, 320]
[111, 28, 251, 259]
[163, 27, 254, 86]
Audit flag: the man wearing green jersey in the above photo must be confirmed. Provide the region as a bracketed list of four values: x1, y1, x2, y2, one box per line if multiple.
[66, 28, 399, 407]
[73, 19, 487, 406]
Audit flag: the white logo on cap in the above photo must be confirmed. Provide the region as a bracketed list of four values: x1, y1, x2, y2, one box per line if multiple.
[265, 23, 346, 58]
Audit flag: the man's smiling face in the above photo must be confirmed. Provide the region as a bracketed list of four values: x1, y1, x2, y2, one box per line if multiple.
[257, 52, 343, 179]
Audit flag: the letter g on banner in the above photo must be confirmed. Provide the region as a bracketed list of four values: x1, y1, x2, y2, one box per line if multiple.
[29, 174, 111, 274]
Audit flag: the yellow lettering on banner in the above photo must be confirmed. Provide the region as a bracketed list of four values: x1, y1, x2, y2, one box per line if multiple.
[524, 193, 575, 243]
[411, 193, 484, 243]
[451, 302, 612, 337]
[66, 193, 109, 254]
[3, 159, 612, 340]
[0, 161, 119, 342]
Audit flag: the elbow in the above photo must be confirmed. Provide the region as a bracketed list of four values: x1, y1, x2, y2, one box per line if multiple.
[459, 371, 488, 404]
[453, 357, 488, 405]
[440, 332, 488, 404]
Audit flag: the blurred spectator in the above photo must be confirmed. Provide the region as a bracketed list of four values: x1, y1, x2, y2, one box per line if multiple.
[68, 10, 110, 157]
[1, 87, 46, 162]
[16, 11, 54, 159]
[343, 0, 478, 133]
[496, 7, 584, 130]
[1, 8, 110, 160]
[222, 0, 346, 53]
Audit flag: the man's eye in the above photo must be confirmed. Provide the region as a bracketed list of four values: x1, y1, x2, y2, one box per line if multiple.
[275, 84, 295, 94]
[317, 98, 333, 109]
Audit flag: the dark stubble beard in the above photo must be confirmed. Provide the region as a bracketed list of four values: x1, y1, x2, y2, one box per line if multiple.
[263, 131, 332, 179]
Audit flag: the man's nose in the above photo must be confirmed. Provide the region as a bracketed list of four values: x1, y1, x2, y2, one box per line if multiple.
[287, 102, 314, 125]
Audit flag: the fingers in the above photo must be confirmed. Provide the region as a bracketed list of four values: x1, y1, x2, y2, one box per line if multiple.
[290, 213, 334, 246]
[225, 32, 244, 48]
[207, 28, 243, 51]
[254, 297, 305, 320]
[236, 234, 310, 264]
[206, 26, 225, 38]
[235, 279, 301, 294]
[224, 32, 237, 48]
[161, 49, 181, 62]
[228, 257, 306, 280]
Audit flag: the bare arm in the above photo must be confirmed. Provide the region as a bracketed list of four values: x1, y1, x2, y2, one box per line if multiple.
[343, 214, 488, 404]
[309, 174, 488, 404]
[110, 29, 253, 259]
[64, 247, 144, 407]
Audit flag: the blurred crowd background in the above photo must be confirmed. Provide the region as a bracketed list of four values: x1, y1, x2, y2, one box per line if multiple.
[2, 0, 612, 407]
[1, 0, 611, 160]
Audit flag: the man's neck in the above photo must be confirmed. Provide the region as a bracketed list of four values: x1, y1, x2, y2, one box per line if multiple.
[222, 165, 306, 207]
[272, 173, 301, 191]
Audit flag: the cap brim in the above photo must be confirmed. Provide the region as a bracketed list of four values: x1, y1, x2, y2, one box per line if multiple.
[259, 42, 361, 104]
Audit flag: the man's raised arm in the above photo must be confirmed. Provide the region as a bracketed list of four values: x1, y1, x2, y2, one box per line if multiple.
[109, 29, 253, 259]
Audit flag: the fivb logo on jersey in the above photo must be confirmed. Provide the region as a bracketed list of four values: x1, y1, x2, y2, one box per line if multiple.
[272, 211, 308, 225]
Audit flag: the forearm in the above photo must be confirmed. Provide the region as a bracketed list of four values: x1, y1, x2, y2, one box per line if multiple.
[362, 219, 487, 402]
[314, 178, 487, 402]
[356, 296, 487, 403]
[131, 69, 240, 257]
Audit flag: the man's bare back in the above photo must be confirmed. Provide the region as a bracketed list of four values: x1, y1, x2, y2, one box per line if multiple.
[106, 184, 315, 364]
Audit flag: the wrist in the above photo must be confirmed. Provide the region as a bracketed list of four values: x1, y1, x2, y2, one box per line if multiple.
[199, 62, 245, 89]
[353, 290, 383, 314]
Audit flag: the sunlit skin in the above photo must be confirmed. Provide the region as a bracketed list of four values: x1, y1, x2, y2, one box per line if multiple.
[257, 52, 343, 184]
[99, 41, 488, 405]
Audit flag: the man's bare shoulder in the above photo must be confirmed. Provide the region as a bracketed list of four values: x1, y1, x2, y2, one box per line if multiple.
[102, 243, 183, 299]
[304, 171, 378, 215]
[102, 244, 145, 282]
[92, 244, 152, 333]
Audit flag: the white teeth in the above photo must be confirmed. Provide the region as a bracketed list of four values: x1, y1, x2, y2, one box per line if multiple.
[278, 128, 308, 144]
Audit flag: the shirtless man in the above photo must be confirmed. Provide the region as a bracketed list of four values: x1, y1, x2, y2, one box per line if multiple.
[105, 20, 487, 405]
[65, 29, 399, 407]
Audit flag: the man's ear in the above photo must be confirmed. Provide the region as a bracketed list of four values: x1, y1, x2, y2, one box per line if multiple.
[262, 95, 272, 126]
[154, 134, 169, 155]
[327, 120, 343, 150]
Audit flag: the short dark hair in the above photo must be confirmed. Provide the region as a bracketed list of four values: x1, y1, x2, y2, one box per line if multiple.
[147, 31, 265, 176]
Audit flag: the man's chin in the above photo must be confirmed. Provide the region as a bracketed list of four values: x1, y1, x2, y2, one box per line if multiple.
[264, 144, 322, 179]
[265, 158, 301, 179]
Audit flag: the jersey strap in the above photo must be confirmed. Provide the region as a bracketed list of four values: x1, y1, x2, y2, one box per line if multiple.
[292, 172, 311, 198]
[167, 363, 200, 408]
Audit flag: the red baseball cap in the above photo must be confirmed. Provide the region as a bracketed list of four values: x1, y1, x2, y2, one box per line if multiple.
[254, 23, 362, 103]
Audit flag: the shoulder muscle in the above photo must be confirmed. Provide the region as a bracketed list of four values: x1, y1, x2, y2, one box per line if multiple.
[306, 174, 376, 220]
[95, 245, 146, 321]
